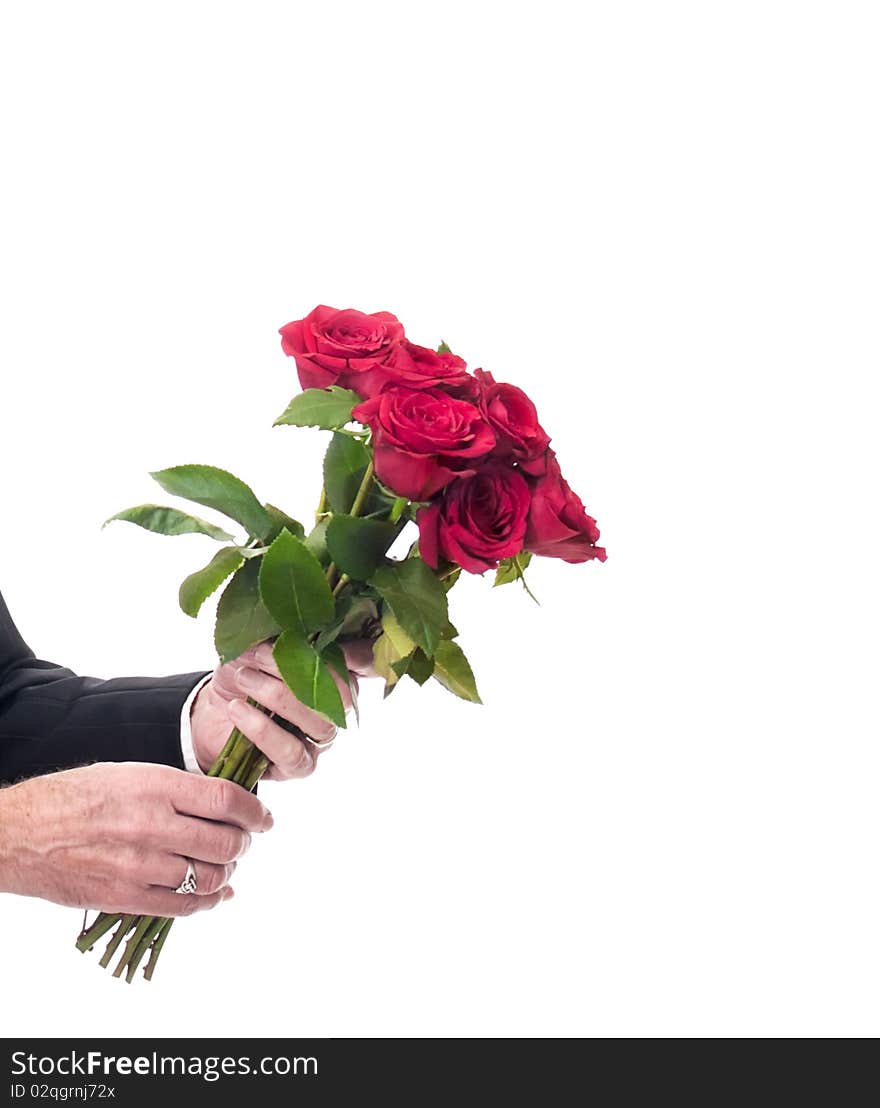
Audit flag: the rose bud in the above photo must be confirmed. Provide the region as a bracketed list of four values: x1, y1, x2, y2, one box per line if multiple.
[279, 305, 405, 395]
[355, 340, 473, 398]
[524, 451, 607, 564]
[352, 386, 495, 501]
[475, 368, 551, 475]
[417, 466, 531, 574]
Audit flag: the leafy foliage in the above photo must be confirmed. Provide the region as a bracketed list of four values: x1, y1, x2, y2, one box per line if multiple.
[259, 529, 334, 635]
[323, 432, 371, 514]
[370, 556, 450, 657]
[103, 504, 234, 542]
[178, 547, 245, 618]
[432, 639, 481, 703]
[214, 559, 280, 664]
[273, 630, 346, 728]
[274, 387, 360, 430]
[326, 515, 398, 581]
[150, 465, 272, 540]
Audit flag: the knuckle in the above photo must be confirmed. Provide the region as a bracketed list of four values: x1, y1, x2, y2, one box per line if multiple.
[217, 828, 244, 862]
[209, 779, 236, 818]
[249, 711, 270, 742]
[201, 864, 223, 895]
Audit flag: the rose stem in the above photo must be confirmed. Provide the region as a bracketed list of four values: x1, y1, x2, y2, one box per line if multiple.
[315, 486, 327, 520]
[99, 916, 135, 968]
[76, 912, 121, 953]
[143, 919, 173, 981]
[125, 916, 167, 983]
[332, 574, 350, 597]
[325, 460, 374, 589]
[112, 915, 155, 978]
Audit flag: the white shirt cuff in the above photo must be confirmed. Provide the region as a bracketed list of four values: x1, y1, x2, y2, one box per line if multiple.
[180, 675, 212, 774]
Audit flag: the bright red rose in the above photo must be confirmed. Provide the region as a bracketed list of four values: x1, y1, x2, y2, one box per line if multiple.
[475, 368, 551, 475]
[417, 466, 531, 574]
[524, 452, 607, 564]
[279, 305, 405, 394]
[352, 386, 495, 501]
[355, 340, 473, 397]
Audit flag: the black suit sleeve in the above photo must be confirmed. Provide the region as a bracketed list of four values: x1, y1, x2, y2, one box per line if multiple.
[0, 589, 209, 785]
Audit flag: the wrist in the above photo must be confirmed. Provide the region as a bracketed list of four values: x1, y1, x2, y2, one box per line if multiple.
[0, 781, 29, 895]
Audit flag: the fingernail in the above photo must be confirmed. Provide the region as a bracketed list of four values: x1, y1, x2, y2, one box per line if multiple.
[228, 698, 247, 723]
[236, 666, 259, 691]
[262, 810, 274, 831]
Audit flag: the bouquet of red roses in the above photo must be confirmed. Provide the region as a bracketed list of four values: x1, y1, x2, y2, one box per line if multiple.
[75, 305, 606, 981]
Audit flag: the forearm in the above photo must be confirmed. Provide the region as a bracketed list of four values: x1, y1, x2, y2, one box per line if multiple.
[0, 588, 209, 784]
[0, 778, 29, 896]
[0, 669, 209, 785]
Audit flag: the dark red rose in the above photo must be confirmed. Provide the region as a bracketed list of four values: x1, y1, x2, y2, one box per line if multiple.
[475, 368, 551, 474]
[524, 451, 606, 564]
[352, 386, 495, 501]
[279, 305, 405, 394]
[355, 340, 473, 397]
[417, 465, 531, 574]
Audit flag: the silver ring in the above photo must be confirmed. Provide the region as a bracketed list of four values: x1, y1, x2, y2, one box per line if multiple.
[174, 859, 198, 895]
[304, 732, 336, 750]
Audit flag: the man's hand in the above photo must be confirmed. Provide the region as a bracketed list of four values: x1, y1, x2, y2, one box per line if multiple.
[0, 762, 272, 915]
[190, 639, 375, 780]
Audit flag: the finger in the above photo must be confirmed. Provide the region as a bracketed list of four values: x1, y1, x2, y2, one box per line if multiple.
[158, 856, 235, 896]
[233, 660, 341, 741]
[102, 845, 236, 895]
[163, 814, 252, 865]
[169, 773, 273, 833]
[227, 698, 317, 779]
[97, 882, 233, 918]
[141, 886, 234, 918]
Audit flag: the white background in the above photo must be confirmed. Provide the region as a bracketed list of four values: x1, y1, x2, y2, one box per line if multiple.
[0, 1, 877, 1037]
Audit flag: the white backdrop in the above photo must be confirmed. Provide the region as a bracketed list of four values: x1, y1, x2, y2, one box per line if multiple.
[1, 1, 877, 1037]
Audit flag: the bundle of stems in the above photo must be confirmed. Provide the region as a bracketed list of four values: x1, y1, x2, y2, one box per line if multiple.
[74, 718, 268, 981]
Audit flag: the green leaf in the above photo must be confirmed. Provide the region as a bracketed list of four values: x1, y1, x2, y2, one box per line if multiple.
[214, 559, 281, 664]
[494, 551, 533, 587]
[323, 432, 371, 513]
[274, 387, 360, 430]
[494, 552, 539, 604]
[314, 594, 380, 653]
[304, 518, 331, 566]
[321, 641, 359, 724]
[432, 639, 482, 703]
[338, 594, 379, 636]
[178, 547, 244, 618]
[150, 465, 272, 541]
[326, 516, 398, 581]
[273, 629, 346, 728]
[264, 504, 305, 542]
[392, 647, 435, 686]
[370, 557, 450, 656]
[259, 528, 335, 634]
[437, 340, 452, 355]
[440, 566, 462, 592]
[103, 504, 235, 542]
[371, 610, 416, 695]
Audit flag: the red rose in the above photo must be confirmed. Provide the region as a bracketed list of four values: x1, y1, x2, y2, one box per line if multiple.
[279, 305, 405, 394]
[524, 452, 607, 564]
[475, 368, 551, 474]
[355, 340, 473, 397]
[417, 466, 531, 574]
[352, 386, 495, 501]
